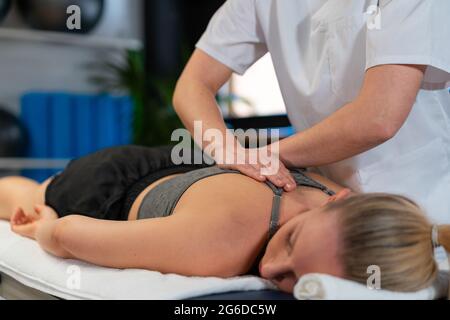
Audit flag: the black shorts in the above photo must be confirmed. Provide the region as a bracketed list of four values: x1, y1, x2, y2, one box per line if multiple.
[45, 145, 210, 221]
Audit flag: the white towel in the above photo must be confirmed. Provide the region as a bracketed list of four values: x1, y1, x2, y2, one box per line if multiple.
[294, 271, 449, 300]
[0, 221, 275, 300]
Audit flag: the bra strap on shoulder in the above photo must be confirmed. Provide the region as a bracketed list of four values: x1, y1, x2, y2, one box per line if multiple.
[268, 190, 283, 240]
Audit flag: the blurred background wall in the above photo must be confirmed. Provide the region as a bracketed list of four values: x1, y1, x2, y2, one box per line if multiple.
[0, 0, 143, 115]
[0, 0, 290, 180]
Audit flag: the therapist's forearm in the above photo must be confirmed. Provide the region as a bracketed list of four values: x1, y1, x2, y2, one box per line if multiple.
[279, 101, 395, 168]
[174, 80, 391, 168]
[173, 79, 235, 150]
[280, 64, 425, 168]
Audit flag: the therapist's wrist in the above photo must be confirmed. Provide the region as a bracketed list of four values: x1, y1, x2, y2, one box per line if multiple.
[214, 138, 245, 165]
[277, 138, 299, 169]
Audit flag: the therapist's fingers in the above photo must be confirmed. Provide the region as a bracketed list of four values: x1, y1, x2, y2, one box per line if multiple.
[218, 155, 296, 190]
[264, 171, 290, 190]
[248, 163, 267, 181]
[281, 171, 297, 192]
[265, 173, 294, 192]
[262, 162, 296, 192]
[233, 164, 267, 182]
[279, 163, 296, 186]
[279, 169, 296, 191]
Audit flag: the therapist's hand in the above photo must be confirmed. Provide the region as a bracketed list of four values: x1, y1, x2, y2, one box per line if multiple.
[216, 144, 297, 192]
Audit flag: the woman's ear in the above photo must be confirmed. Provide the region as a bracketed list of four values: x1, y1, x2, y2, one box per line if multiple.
[327, 189, 353, 203]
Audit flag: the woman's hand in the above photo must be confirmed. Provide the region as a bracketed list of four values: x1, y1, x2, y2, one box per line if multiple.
[10, 205, 58, 240]
[216, 143, 297, 192]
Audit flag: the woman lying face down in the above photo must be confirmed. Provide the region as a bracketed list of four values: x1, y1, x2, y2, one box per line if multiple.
[260, 194, 450, 293]
[1, 146, 448, 294]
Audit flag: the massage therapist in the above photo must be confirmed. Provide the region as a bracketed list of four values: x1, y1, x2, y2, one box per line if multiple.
[173, 0, 450, 224]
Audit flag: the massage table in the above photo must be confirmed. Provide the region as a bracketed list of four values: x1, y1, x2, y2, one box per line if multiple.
[1, 219, 448, 300]
[0, 220, 293, 300]
[0, 273, 294, 300]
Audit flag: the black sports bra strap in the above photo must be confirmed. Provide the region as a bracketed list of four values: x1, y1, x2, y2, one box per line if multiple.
[264, 169, 336, 242]
[290, 169, 336, 196]
[268, 191, 283, 240]
[248, 169, 337, 275]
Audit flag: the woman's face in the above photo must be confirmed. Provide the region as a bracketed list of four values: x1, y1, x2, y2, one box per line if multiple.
[259, 207, 344, 293]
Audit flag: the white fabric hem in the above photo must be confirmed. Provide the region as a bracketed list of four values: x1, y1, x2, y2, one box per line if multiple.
[366, 55, 450, 90]
[196, 41, 247, 76]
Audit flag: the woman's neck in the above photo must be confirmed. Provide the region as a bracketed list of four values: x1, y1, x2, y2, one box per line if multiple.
[278, 188, 328, 225]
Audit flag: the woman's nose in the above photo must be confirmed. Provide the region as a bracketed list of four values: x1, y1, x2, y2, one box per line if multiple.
[260, 259, 292, 280]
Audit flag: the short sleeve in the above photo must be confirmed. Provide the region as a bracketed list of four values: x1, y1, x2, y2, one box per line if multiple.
[196, 0, 268, 75]
[366, 0, 450, 90]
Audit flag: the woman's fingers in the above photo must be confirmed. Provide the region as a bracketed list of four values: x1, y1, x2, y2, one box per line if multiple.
[11, 206, 42, 226]
[10, 207, 36, 239]
[11, 207, 27, 225]
[11, 222, 35, 239]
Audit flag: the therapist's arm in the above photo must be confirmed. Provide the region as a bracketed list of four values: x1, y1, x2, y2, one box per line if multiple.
[174, 49, 296, 190]
[174, 49, 232, 147]
[279, 64, 427, 168]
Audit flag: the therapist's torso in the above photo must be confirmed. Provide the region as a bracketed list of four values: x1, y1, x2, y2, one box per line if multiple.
[196, 0, 450, 223]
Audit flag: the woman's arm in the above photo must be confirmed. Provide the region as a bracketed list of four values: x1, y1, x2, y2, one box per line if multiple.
[278, 64, 427, 168]
[27, 207, 252, 277]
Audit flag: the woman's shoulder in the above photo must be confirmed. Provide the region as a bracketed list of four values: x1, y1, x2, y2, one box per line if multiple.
[302, 171, 346, 193]
[174, 171, 274, 224]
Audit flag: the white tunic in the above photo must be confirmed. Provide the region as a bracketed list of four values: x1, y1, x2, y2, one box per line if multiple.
[196, 0, 450, 224]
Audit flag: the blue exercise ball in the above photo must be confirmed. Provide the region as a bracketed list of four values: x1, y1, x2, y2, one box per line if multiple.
[17, 0, 104, 34]
[0, 0, 11, 23]
[0, 108, 29, 157]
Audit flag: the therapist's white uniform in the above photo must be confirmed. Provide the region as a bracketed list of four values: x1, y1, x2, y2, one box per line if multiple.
[196, 0, 450, 224]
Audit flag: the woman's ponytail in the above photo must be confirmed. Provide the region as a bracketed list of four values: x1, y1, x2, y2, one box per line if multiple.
[437, 225, 450, 301]
[437, 225, 450, 253]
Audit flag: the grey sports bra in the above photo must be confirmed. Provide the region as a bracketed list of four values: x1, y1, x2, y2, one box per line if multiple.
[138, 166, 336, 240]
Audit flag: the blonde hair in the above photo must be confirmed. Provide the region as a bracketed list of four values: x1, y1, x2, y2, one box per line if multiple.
[328, 193, 450, 292]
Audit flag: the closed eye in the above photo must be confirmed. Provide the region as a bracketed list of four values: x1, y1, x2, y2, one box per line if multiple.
[287, 232, 295, 254]
[287, 225, 303, 255]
